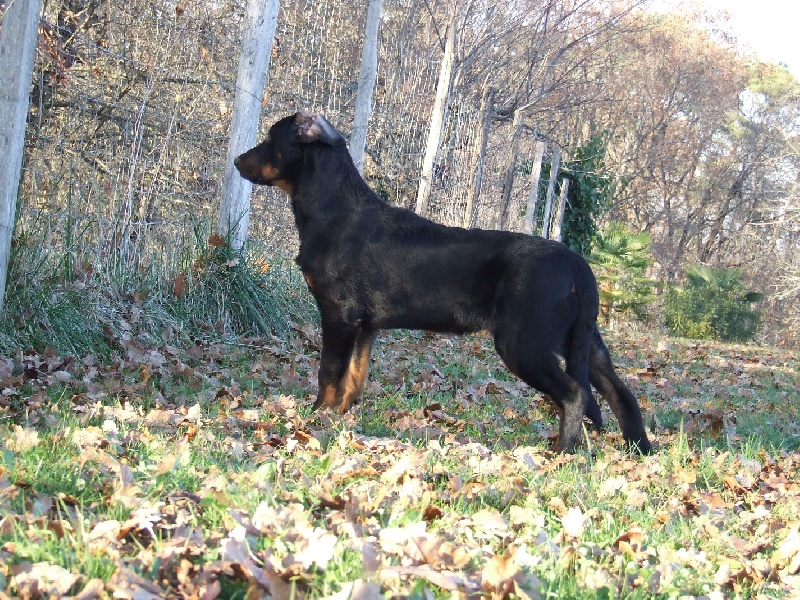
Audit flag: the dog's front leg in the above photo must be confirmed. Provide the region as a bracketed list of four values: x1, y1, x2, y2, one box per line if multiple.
[312, 320, 357, 412]
[339, 328, 377, 413]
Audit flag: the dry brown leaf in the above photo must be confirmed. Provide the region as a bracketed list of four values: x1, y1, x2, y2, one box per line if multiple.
[772, 526, 800, 574]
[68, 578, 106, 600]
[6, 426, 40, 452]
[321, 580, 382, 600]
[11, 562, 81, 597]
[613, 528, 645, 558]
[219, 527, 273, 591]
[107, 566, 167, 599]
[208, 233, 227, 248]
[294, 527, 338, 569]
[172, 272, 186, 298]
[481, 550, 518, 596]
[422, 504, 443, 522]
[381, 565, 472, 593]
[546, 496, 567, 517]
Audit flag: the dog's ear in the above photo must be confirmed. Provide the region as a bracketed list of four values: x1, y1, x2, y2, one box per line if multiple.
[295, 112, 346, 146]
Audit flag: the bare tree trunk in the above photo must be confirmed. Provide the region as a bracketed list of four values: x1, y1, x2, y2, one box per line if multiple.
[218, 0, 279, 251]
[522, 141, 546, 235]
[498, 111, 524, 230]
[541, 147, 562, 239]
[463, 85, 495, 228]
[350, 0, 382, 174]
[415, 19, 457, 216]
[0, 0, 42, 314]
[550, 177, 570, 241]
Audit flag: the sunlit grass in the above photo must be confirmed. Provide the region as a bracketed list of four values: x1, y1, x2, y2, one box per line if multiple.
[1, 328, 798, 598]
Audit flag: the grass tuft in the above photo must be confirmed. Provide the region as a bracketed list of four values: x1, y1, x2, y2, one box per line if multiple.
[0, 216, 314, 356]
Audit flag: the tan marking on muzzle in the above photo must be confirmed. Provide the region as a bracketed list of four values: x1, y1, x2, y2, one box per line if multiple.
[260, 164, 280, 181]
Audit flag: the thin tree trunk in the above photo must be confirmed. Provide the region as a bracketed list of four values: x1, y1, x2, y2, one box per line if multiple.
[415, 19, 457, 216]
[550, 177, 570, 241]
[0, 0, 42, 314]
[350, 0, 382, 174]
[541, 147, 562, 239]
[463, 85, 495, 228]
[522, 141, 546, 235]
[498, 111, 524, 230]
[218, 0, 279, 251]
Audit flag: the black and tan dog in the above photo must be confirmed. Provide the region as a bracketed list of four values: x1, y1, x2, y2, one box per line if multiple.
[234, 111, 652, 454]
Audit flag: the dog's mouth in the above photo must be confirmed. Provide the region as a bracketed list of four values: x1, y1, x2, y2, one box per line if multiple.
[233, 159, 280, 186]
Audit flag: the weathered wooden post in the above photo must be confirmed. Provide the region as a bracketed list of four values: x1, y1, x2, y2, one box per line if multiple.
[350, 0, 382, 174]
[0, 0, 42, 314]
[550, 178, 570, 241]
[541, 147, 562, 239]
[415, 19, 457, 216]
[463, 85, 495, 229]
[218, 0, 279, 251]
[522, 141, 547, 235]
[498, 111, 524, 230]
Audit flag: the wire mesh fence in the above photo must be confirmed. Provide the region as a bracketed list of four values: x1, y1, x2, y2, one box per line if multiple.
[14, 0, 557, 278]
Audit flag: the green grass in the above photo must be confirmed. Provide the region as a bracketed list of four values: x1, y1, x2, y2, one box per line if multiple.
[1, 325, 799, 597]
[0, 215, 317, 358]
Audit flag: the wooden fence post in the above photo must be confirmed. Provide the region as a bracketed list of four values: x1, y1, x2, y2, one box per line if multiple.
[350, 0, 382, 174]
[463, 85, 495, 228]
[415, 19, 457, 216]
[522, 141, 546, 235]
[0, 0, 42, 314]
[498, 111, 524, 230]
[541, 147, 562, 239]
[218, 0, 279, 251]
[550, 177, 570, 241]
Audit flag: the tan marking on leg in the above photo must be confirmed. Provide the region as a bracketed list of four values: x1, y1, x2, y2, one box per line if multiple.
[303, 273, 314, 292]
[314, 382, 339, 410]
[339, 348, 371, 413]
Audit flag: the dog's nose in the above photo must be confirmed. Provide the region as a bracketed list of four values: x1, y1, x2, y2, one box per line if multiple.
[233, 155, 241, 167]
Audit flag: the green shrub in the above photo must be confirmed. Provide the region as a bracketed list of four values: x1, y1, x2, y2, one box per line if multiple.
[664, 266, 763, 342]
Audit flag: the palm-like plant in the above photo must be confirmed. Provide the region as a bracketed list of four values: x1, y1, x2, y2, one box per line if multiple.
[589, 222, 659, 325]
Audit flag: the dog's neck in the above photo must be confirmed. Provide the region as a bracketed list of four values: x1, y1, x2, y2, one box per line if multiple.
[290, 145, 376, 228]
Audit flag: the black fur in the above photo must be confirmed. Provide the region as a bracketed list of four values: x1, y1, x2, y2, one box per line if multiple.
[235, 112, 652, 454]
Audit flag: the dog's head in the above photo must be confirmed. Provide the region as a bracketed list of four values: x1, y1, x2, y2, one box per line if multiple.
[234, 112, 346, 195]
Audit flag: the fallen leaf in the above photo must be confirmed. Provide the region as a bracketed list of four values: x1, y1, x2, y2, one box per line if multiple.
[561, 506, 586, 538]
[11, 562, 81, 597]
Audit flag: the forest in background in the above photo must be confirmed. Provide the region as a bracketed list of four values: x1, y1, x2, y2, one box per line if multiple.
[4, 0, 800, 346]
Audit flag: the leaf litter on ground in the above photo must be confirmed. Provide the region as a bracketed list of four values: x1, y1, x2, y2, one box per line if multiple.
[0, 328, 799, 598]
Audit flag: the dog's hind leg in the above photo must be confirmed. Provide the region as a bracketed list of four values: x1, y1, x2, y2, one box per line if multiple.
[564, 321, 604, 431]
[312, 320, 358, 411]
[339, 327, 378, 413]
[520, 354, 586, 453]
[588, 328, 652, 454]
[494, 328, 586, 453]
